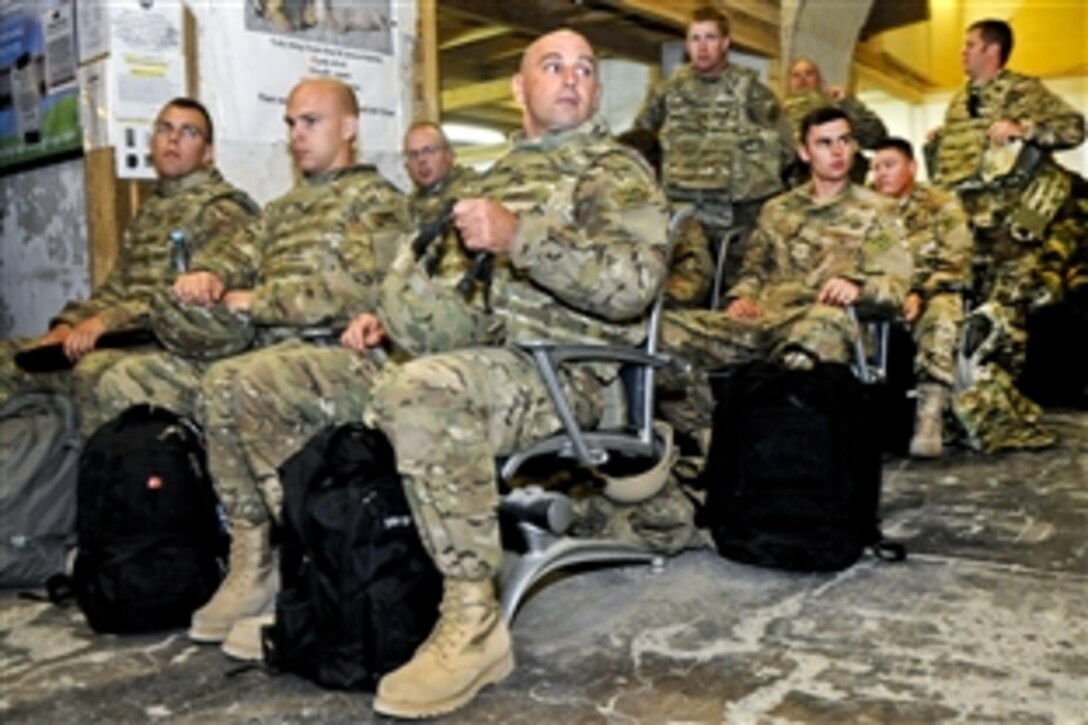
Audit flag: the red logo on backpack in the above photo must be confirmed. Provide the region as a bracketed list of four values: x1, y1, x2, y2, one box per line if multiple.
[147, 475, 163, 490]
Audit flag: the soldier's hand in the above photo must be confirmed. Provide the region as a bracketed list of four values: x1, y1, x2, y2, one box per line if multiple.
[725, 297, 761, 320]
[222, 290, 254, 312]
[174, 271, 225, 306]
[825, 84, 846, 101]
[989, 119, 1024, 145]
[903, 292, 923, 323]
[38, 324, 72, 347]
[816, 277, 861, 307]
[62, 316, 106, 361]
[452, 198, 518, 254]
[341, 313, 386, 352]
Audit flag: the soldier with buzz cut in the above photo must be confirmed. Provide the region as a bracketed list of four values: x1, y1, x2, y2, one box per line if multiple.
[634, 5, 793, 295]
[94, 77, 411, 652]
[660, 107, 912, 442]
[360, 28, 670, 719]
[929, 18, 1085, 378]
[402, 120, 480, 226]
[872, 137, 973, 458]
[0, 97, 257, 437]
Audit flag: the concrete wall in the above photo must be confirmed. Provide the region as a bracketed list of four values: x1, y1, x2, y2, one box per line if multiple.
[0, 159, 90, 338]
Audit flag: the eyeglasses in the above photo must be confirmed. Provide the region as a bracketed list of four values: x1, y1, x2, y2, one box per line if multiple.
[405, 145, 444, 162]
[154, 121, 206, 141]
[967, 86, 981, 119]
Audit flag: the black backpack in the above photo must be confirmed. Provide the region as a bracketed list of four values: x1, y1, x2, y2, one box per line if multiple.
[263, 423, 442, 691]
[72, 405, 228, 633]
[698, 361, 905, 572]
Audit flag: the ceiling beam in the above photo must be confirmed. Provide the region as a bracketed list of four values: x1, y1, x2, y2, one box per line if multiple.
[439, 0, 664, 64]
[440, 25, 513, 51]
[608, 0, 780, 57]
[442, 77, 514, 111]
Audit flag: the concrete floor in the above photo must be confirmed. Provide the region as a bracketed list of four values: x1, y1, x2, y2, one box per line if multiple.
[1, 411, 1085, 723]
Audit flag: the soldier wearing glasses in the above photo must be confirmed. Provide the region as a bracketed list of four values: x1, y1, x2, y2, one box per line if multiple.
[402, 121, 480, 226]
[0, 97, 257, 436]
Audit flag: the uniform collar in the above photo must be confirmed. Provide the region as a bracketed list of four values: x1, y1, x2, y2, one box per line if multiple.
[301, 163, 375, 186]
[510, 116, 610, 152]
[156, 167, 220, 197]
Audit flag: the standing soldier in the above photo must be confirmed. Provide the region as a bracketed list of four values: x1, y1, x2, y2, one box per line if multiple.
[872, 137, 973, 458]
[94, 77, 411, 649]
[364, 29, 669, 718]
[403, 121, 479, 225]
[782, 57, 887, 185]
[660, 107, 911, 442]
[0, 97, 257, 437]
[929, 18, 1084, 377]
[634, 6, 793, 293]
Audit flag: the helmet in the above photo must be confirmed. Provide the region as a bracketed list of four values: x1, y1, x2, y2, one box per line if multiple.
[150, 288, 256, 360]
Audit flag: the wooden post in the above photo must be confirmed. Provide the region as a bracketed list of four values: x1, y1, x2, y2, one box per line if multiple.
[415, 0, 440, 122]
[82, 147, 153, 289]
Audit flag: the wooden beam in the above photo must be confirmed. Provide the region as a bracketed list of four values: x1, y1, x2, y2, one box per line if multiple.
[415, 0, 440, 122]
[440, 25, 512, 51]
[82, 148, 153, 289]
[442, 77, 513, 111]
[439, 0, 663, 64]
[611, 0, 780, 56]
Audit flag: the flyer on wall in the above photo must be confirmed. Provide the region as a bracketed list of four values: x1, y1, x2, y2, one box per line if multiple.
[0, 0, 81, 175]
[205, 0, 400, 156]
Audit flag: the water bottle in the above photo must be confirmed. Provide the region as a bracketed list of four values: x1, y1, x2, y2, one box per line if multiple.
[168, 229, 189, 273]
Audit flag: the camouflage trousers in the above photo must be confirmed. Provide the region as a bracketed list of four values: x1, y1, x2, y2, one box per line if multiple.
[658, 304, 858, 436]
[0, 338, 143, 438]
[970, 232, 1045, 376]
[672, 197, 764, 299]
[365, 347, 604, 582]
[96, 339, 384, 525]
[911, 292, 964, 388]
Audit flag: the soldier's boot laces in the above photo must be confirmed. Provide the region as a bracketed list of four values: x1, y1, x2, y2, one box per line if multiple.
[373, 578, 514, 719]
[910, 383, 948, 459]
[189, 520, 279, 643]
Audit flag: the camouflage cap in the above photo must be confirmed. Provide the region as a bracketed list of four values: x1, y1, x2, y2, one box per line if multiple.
[150, 288, 256, 360]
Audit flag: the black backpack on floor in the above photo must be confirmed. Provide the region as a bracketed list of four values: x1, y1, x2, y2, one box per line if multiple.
[72, 405, 228, 633]
[698, 361, 905, 572]
[263, 423, 442, 691]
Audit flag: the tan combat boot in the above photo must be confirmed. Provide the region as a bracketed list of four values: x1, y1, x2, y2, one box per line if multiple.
[189, 520, 279, 643]
[373, 578, 514, 719]
[910, 383, 948, 458]
[221, 612, 275, 661]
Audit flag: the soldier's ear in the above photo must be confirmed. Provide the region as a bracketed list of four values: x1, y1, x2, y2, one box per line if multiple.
[797, 142, 810, 164]
[342, 113, 359, 143]
[512, 73, 525, 108]
[202, 144, 214, 167]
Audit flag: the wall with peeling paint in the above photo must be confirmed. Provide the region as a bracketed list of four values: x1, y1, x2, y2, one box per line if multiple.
[0, 159, 90, 339]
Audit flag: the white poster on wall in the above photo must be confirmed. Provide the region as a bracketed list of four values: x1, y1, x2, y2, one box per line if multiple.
[203, 0, 399, 158]
[107, 0, 186, 178]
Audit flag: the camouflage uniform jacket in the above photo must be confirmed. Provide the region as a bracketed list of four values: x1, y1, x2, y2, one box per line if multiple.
[634, 63, 794, 203]
[728, 182, 912, 315]
[899, 183, 974, 298]
[409, 164, 480, 226]
[783, 90, 888, 147]
[379, 116, 670, 378]
[934, 69, 1085, 229]
[194, 164, 410, 334]
[51, 168, 258, 331]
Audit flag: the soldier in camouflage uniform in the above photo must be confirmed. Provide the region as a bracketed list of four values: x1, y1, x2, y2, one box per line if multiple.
[782, 58, 888, 186]
[94, 78, 411, 650]
[926, 19, 1082, 451]
[0, 98, 257, 437]
[660, 108, 912, 441]
[403, 121, 480, 226]
[633, 6, 794, 294]
[872, 137, 973, 458]
[616, 127, 715, 308]
[362, 30, 669, 719]
[929, 18, 1084, 377]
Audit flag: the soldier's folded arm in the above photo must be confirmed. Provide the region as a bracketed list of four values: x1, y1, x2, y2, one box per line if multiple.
[189, 219, 264, 292]
[507, 153, 669, 321]
[632, 82, 666, 134]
